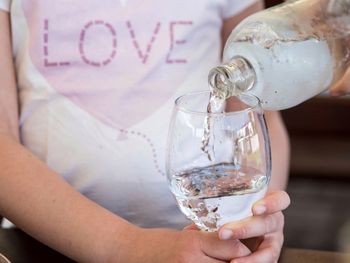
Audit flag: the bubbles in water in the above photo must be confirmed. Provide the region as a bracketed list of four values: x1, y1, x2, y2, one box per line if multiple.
[170, 163, 268, 231]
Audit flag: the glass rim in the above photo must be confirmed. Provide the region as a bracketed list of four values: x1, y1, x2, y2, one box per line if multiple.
[174, 90, 261, 116]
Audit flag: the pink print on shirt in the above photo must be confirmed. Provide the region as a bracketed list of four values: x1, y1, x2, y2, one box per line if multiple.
[79, 21, 117, 67]
[167, 21, 194, 64]
[126, 21, 161, 64]
[22, 1, 194, 130]
[43, 20, 71, 67]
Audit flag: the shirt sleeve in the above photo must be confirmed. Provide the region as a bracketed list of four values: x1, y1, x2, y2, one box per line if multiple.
[0, 0, 10, 12]
[222, 0, 260, 19]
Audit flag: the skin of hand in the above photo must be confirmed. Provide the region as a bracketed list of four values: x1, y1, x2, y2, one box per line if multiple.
[330, 67, 350, 96]
[217, 191, 291, 263]
[118, 227, 253, 263]
[182, 191, 290, 263]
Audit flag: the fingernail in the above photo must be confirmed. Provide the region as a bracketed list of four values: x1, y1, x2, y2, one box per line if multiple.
[254, 205, 266, 215]
[219, 229, 234, 240]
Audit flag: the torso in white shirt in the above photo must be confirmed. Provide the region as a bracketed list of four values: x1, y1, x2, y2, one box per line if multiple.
[1, 0, 258, 228]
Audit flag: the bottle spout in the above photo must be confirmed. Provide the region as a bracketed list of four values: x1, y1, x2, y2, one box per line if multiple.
[208, 66, 234, 98]
[208, 57, 256, 99]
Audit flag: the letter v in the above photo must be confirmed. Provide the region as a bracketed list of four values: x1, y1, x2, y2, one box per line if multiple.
[126, 21, 161, 64]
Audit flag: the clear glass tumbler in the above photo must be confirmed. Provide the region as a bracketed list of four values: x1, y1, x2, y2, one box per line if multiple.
[166, 91, 271, 231]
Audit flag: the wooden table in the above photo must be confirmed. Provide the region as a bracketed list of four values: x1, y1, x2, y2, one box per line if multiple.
[0, 228, 349, 263]
[279, 248, 349, 263]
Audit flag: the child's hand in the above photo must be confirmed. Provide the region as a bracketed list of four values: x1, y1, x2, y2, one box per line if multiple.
[331, 67, 350, 96]
[120, 227, 251, 263]
[218, 191, 290, 263]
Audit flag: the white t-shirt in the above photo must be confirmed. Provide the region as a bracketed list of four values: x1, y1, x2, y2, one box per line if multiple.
[1, 0, 258, 228]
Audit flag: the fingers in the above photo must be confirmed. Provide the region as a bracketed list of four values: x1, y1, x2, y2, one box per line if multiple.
[199, 232, 251, 260]
[230, 233, 283, 263]
[331, 80, 350, 96]
[330, 67, 350, 96]
[218, 212, 284, 240]
[183, 225, 251, 260]
[252, 191, 290, 216]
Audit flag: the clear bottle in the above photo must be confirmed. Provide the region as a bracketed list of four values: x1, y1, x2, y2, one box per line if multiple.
[209, 0, 350, 110]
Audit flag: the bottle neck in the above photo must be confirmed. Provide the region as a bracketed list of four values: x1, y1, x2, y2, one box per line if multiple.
[208, 57, 256, 99]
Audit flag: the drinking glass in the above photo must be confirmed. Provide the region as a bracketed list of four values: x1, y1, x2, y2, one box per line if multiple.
[166, 91, 271, 231]
[0, 253, 11, 263]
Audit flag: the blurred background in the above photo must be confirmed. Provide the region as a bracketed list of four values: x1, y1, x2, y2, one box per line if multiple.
[265, 0, 350, 253]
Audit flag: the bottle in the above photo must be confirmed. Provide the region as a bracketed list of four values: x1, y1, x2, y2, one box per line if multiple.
[209, 0, 350, 110]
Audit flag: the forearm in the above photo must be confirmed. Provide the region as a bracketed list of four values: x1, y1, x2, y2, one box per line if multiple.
[0, 10, 137, 262]
[0, 11, 19, 141]
[0, 134, 136, 262]
[265, 111, 290, 190]
[221, 1, 264, 46]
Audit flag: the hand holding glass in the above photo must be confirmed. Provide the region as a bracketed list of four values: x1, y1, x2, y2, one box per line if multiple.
[166, 91, 271, 231]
